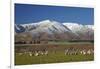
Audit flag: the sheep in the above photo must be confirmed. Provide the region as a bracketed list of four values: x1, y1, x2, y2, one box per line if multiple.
[28, 52, 33, 56]
[18, 53, 23, 56]
[38, 50, 48, 55]
[65, 49, 69, 55]
[44, 50, 48, 55]
[65, 49, 79, 55]
[38, 51, 44, 55]
[87, 49, 94, 55]
[87, 49, 91, 55]
[91, 49, 94, 54]
[34, 51, 39, 56]
[79, 50, 86, 55]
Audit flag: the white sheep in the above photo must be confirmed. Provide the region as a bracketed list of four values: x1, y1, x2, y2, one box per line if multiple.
[34, 52, 39, 56]
[44, 51, 48, 55]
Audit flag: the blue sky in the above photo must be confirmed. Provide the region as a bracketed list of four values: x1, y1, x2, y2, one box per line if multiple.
[15, 4, 94, 25]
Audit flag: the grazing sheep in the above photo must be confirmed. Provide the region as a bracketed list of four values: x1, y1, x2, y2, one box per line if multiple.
[91, 49, 94, 54]
[65, 49, 79, 55]
[44, 50, 48, 55]
[80, 50, 86, 55]
[38, 51, 44, 55]
[87, 49, 91, 55]
[38, 50, 48, 55]
[87, 49, 94, 55]
[28, 52, 33, 56]
[83, 50, 86, 55]
[34, 51, 39, 56]
[18, 53, 23, 56]
[65, 49, 69, 55]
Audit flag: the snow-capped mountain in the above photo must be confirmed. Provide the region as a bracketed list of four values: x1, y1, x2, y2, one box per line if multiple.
[15, 20, 94, 40]
[63, 22, 94, 36]
[63, 23, 94, 40]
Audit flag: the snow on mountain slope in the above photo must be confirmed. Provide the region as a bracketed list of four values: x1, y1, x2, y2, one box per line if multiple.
[15, 20, 94, 40]
[63, 23, 93, 32]
[29, 20, 71, 34]
[15, 24, 26, 33]
[63, 23, 94, 40]
[15, 20, 72, 33]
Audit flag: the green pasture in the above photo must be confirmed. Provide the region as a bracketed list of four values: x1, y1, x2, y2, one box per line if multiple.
[15, 52, 94, 65]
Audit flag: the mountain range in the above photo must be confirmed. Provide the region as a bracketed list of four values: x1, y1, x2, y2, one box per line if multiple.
[15, 20, 94, 40]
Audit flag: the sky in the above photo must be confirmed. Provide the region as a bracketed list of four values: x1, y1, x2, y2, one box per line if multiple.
[15, 4, 94, 25]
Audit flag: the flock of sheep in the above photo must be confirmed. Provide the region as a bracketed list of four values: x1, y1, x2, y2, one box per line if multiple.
[17, 49, 49, 56]
[64, 48, 94, 55]
[16, 48, 94, 57]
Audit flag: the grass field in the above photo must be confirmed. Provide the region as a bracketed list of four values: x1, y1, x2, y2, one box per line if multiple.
[15, 43, 94, 65]
[15, 52, 94, 65]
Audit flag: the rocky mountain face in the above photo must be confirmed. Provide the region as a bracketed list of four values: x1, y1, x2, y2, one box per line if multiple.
[15, 20, 94, 40]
